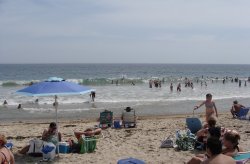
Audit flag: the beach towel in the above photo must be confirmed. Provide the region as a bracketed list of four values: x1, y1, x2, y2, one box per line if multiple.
[233, 151, 250, 164]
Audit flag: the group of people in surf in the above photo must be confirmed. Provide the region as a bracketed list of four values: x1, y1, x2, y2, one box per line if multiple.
[149, 79, 162, 88]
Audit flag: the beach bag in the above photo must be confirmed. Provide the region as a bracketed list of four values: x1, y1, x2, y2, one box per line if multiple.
[175, 130, 195, 151]
[42, 142, 56, 161]
[160, 136, 174, 148]
[27, 138, 45, 157]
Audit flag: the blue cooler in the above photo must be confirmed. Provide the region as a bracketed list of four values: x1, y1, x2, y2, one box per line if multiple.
[114, 120, 121, 128]
[59, 142, 69, 153]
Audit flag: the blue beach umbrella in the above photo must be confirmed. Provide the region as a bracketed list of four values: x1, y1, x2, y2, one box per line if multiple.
[16, 77, 94, 154]
[16, 77, 94, 121]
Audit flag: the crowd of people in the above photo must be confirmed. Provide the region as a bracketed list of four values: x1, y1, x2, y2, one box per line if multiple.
[185, 94, 247, 164]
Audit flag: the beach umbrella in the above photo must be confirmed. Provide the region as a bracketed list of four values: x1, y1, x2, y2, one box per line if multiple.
[16, 77, 94, 154]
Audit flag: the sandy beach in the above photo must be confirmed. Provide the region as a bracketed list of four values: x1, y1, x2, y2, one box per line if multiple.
[1, 113, 249, 164]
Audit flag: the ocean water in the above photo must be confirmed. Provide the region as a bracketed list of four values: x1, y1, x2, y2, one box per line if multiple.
[0, 64, 250, 121]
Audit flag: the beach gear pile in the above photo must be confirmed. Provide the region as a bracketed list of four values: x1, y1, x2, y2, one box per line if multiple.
[175, 129, 196, 151]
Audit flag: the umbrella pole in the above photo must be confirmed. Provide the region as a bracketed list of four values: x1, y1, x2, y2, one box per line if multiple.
[54, 95, 60, 157]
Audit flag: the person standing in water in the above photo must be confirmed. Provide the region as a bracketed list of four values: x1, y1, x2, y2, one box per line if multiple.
[177, 83, 181, 92]
[90, 91, 96, 102]
[194, 93, 218, 122]
[3, 100, 8, 106]
[170, 83, 173, 92]
[17, 104, 22, 110]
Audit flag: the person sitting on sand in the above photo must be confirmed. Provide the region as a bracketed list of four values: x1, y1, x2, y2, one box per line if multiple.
[19, 122, 62, 154]
[121, 107, 137, 127]
[74, 127, 102, 141]
[0, 134, 15, 164]
[187, 137, 235, 164]
[196, 116, 221, 145]
[231, 100, 245, 118]
[187, 130, 242, 164]
[222, 130, 243, 156]
[194, 93, 218, 122]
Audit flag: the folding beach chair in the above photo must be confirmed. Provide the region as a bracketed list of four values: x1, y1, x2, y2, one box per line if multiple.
[79, 136, 97, 154]
[186, 110, 202, 134]
[236, 107, 250, 120]
[122, 107, 136, 128]
[99, 110, 113, 129]
[233, 151, 250, 164]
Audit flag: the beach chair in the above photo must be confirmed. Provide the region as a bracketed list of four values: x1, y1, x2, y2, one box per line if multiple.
[99, 110, 113, 129]
[79, 136, 97, 154]
[122, 108, 136, 128]
[186, 110, 202, 134]
[233, 151, 250, 164]
[236, 107, 250, 120]
[117, 157, 145, 164]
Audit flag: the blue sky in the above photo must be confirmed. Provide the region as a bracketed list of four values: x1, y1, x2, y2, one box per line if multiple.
[0, 0, 250, 64]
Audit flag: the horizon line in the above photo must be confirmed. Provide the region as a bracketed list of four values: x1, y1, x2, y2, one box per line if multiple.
[0, 63, 250, 65]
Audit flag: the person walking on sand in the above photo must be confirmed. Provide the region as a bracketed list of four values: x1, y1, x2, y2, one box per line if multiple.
[194, 93, 218, 122]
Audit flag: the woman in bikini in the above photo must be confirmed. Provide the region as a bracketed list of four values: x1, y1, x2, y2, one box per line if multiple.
[194, 93, 218, 122]
[0, 134, 14, 164]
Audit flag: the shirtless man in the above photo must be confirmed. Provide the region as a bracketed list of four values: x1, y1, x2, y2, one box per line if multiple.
[231, 100, 245, 118]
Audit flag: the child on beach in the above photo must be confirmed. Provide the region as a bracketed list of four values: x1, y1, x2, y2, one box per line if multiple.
[194, 93, 218, 122]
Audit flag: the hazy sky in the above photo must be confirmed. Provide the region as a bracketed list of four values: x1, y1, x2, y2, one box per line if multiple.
[0, 0, 250, 64]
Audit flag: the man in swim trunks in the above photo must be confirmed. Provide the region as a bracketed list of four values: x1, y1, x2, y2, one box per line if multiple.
[230, 100, 245, 118]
